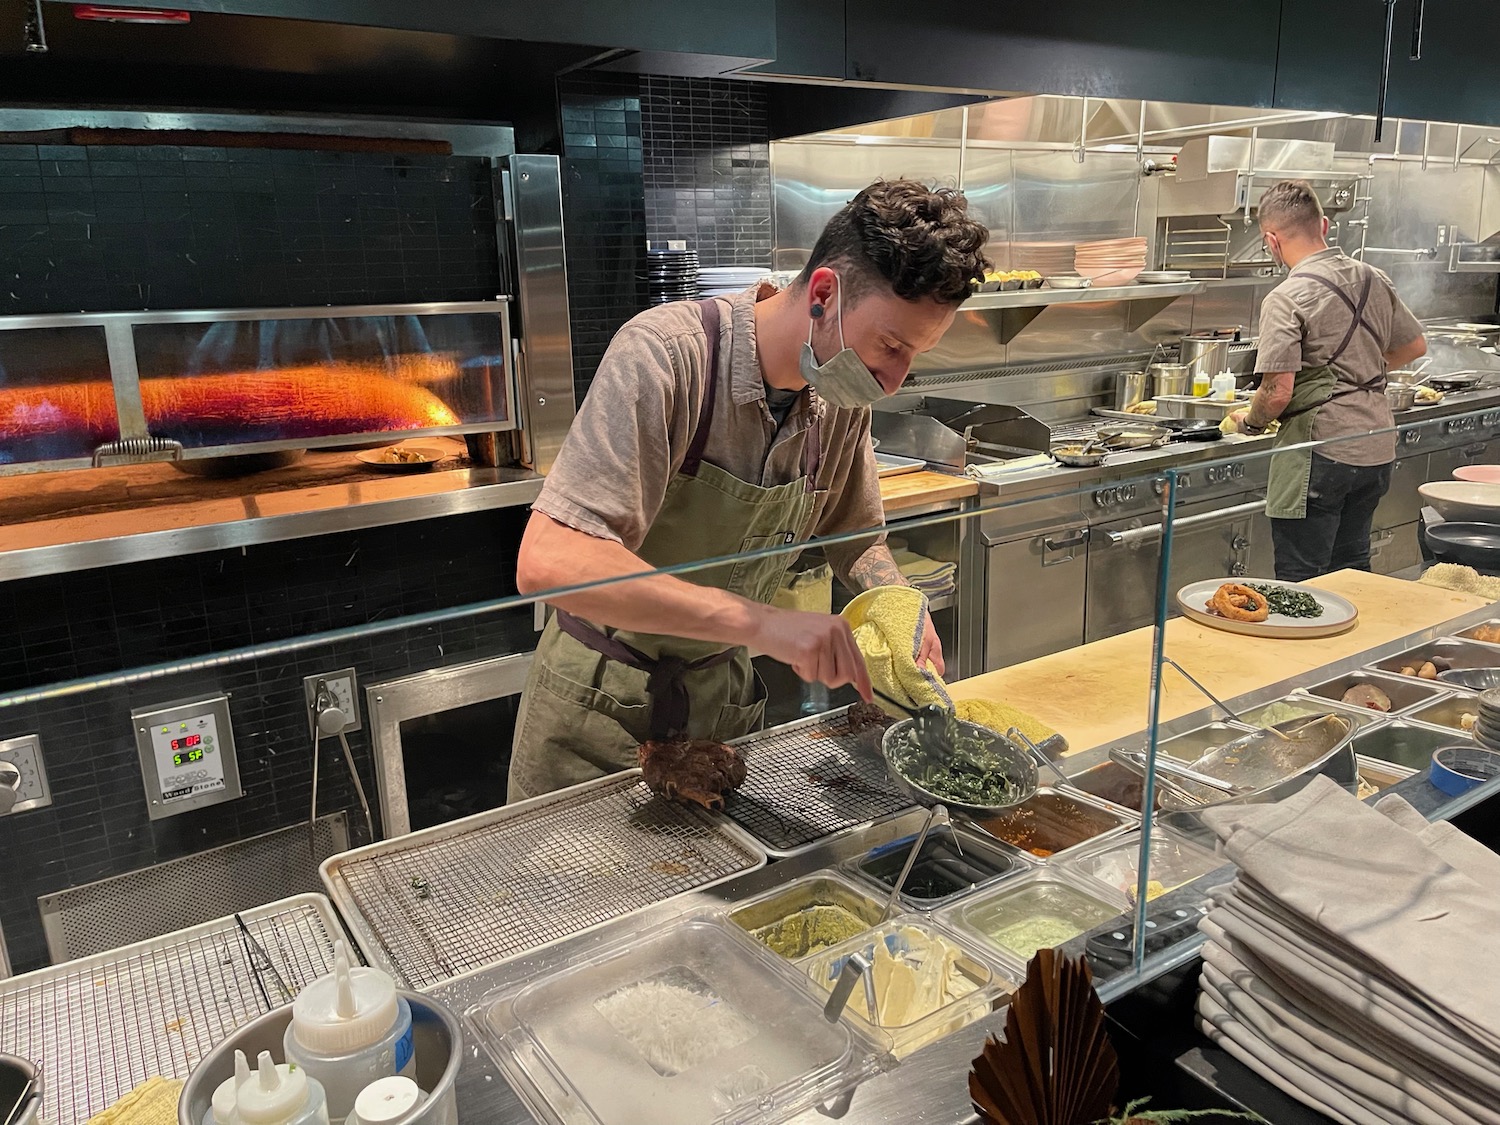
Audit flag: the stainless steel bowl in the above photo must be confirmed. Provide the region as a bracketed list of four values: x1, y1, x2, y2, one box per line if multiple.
[1437, 666, 1500, 691]
[1156, 714, 1357, 816]
[1385, 382, 1418, 411]
[880, 718, 1039, 818]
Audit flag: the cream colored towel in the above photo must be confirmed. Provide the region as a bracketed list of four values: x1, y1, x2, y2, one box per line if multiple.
[87, 1077, 184, 1125]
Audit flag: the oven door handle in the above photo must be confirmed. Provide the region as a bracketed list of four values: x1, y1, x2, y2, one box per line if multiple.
[1103, 499, 1267, 547]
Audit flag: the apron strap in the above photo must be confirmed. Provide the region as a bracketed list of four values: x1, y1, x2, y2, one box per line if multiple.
[803, 411, 821, 493]
[680, 298, 722, 478]
[1302, 271, 1379, 365]
[553, 608, 736, 740]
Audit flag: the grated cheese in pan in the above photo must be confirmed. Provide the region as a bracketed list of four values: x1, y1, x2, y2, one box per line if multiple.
[594, 971, 757, 1077]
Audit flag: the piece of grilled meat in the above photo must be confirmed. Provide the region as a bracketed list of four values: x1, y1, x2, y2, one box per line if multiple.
[638, 739, 748, 811]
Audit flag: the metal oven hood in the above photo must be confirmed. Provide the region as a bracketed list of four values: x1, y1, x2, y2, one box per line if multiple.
[1157, 136, 1361, 218]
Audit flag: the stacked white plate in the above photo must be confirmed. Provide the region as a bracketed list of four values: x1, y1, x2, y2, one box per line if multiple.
[697, 265, 771, 297]
[1010, 240, 1078, 276]
[1473, 688, 1500, 750]
[1075, 237, 1147, 286]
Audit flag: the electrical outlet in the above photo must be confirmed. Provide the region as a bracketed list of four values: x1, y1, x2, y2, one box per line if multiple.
[303, 669, 361, 738]
[0, 733, 53, 814]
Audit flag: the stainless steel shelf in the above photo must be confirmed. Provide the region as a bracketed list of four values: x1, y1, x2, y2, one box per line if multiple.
[960, 281, 1205, 345]
[960, 280, 1204, 309]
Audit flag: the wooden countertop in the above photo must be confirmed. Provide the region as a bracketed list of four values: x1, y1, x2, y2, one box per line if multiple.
[879, 470, 977, 513]
[949, 571, 1492, 754]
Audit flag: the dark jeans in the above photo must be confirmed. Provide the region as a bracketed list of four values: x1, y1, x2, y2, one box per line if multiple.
[1271, 453, 1393, 582]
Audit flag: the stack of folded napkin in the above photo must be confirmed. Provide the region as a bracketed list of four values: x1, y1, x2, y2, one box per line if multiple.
[1196, 776, 1500, 1125]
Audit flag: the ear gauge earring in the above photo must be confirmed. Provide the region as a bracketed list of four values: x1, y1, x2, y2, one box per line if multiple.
[810, 304, 825, 318]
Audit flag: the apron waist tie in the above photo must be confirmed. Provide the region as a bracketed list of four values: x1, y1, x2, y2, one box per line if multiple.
[554, 608, 737, 740]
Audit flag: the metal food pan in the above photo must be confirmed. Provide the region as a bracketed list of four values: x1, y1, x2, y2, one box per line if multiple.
[967, 785, 1137, 864]
[1369, 638, 1500, 678]
[1454, 620, 1500, 648]
[1301, 669, 1445, 714]
[727, 872, 887, 961]
[1356, 754, 1416, 792]
[1405, 694, 1482, 736]
[0, 894, 348, 1125]
[1350, 721, 1472, 773]
[322, 770, 768, 991]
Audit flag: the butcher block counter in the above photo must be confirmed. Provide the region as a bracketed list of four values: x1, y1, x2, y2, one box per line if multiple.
[950, 570, 1491, 755]
[878, 469, 977, 514]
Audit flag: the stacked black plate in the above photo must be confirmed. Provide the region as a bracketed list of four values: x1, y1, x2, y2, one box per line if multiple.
[1474, 688, 1500, 751]
[643, 248, 699, 306]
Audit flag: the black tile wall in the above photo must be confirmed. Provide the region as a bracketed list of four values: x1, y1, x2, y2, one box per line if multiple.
[0, 144, 502, 314]
[0, 508, 533, 974]
[557, 73, 773, 401]
[640, 76, 772, 269]
[557, 75, 648, 406]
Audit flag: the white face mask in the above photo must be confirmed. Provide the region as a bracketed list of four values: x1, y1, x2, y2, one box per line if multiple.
[799, 275, 887, 409]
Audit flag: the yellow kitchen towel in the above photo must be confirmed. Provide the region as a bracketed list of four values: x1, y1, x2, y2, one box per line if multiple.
[841, 586, 1063, 748]
[87, 1077, 184, 1125]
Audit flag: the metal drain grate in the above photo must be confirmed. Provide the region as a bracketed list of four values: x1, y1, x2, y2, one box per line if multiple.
[724, 710, 915, 856]
[324, 771, 766, 990]
[0, 894, 346, 1125]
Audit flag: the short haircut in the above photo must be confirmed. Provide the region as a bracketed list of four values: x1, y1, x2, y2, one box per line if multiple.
[1258, 179, 1325, 236]
[798, 179, 991, 307]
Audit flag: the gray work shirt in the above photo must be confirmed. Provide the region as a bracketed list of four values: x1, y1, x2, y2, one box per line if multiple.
[534, 283, 886, 563]
[1255, 247, 1425, 466]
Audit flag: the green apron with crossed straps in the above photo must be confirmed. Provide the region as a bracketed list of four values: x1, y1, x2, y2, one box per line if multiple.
[1264, 268, 1388, 520]
[507, 298, 828, 801]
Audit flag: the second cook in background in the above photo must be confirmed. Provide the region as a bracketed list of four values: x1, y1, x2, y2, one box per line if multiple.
[507, 180, 991, 801]
[1232, 178, 1427, 581]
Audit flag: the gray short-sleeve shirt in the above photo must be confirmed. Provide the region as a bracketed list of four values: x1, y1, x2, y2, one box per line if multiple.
[1255, 247, 1424, 466]
[534, 284, 885, 560]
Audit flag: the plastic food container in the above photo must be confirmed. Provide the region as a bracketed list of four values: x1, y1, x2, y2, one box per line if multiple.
[970, 787, 1133, 860]
[800, 919, 1006, 1058]
[1063, 832, 1223, 903]
[467, 915, 880, 1125]
[850, 825, 1026, 909]
[728, 874, 885, 961]
[946, 874, 1125, 966]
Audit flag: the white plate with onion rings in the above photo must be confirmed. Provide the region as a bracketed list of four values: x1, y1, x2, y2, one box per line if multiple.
[1175, 577, 1359, 639]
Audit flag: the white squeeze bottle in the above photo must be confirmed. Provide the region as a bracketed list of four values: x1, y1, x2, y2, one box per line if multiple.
[348, 1077, 426, 1125]
[235, 1051, 330, 1125]
[202, 1049, 252, 1125]
[1211, 371, 1236, 402]
[283, 942, 415, 1123]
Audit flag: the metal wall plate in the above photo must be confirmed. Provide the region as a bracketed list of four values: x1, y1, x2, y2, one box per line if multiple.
[0, 733, 52, 814]
[303, 668, 361, 738]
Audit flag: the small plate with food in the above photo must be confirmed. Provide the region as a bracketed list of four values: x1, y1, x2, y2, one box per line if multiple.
[1176, 578, 1359, 638]
[355, 444, 446, 472]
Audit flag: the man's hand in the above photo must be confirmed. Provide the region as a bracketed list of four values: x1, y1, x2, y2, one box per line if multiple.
[1227, 408, 1252, 434]
[748, 605, 873, 701]
[918, 609, 945, 676]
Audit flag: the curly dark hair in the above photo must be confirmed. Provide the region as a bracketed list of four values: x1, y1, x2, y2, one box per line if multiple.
[798, 179, 991, 307]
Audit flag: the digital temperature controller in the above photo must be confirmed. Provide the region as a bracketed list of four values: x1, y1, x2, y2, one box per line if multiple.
[131, 693, 242, 821]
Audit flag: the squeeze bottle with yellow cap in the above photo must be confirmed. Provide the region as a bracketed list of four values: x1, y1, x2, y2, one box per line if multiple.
[235, 1051, 329, 1125]
[283, 942, 414, 1124]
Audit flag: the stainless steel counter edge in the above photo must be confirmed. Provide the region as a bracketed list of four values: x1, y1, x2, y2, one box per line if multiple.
[0, 471, 545, 583]
[427, 598, 1500, 1125]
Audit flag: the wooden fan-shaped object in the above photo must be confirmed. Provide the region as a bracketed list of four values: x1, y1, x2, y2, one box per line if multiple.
[969, 948, 1119, 1125]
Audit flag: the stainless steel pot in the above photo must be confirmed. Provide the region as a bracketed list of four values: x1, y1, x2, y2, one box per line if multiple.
[1150, 362, 1191, 397]
[178, 992, 461, 1125]
[1115, 370, 1149, 411]
[1180, 329, 1241, 380]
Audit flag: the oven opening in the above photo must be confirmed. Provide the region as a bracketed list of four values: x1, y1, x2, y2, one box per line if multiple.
[399, 695, 519, 830]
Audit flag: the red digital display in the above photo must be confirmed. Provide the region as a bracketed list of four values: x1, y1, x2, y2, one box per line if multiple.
[170, 734, 202, 751]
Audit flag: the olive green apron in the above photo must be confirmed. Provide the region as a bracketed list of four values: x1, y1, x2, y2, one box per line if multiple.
[1264, 271, 1387, 520]
[508, 298, 826, 800]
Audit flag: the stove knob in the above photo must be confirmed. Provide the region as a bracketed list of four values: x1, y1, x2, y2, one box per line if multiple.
[1231, 536, 1250, 551]
[1230, 560, 1248, 577]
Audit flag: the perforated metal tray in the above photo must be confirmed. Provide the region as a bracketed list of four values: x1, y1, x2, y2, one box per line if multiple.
[322, 770, 768, 990]
[0, 893, 347, 1125]
[723, 709, 916, 857]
